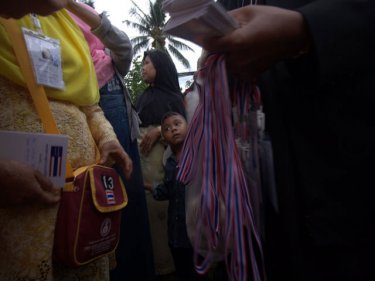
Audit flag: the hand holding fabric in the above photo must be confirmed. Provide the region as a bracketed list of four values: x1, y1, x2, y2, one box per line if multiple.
[0, 160, 61, 208]
[202, 5, 311, 79]
[99, 140, 133, 179]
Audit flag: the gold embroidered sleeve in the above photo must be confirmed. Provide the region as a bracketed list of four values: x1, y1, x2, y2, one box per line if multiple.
[81, 104, 120, 149]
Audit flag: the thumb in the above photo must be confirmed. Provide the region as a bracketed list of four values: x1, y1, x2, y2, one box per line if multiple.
[34, 172, 61, 205]
[99, 150, 110, 165]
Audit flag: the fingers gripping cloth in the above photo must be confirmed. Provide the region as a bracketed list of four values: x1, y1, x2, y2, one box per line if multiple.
[178, 54, 265, 281]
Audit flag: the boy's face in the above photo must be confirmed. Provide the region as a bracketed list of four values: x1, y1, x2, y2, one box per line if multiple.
[162, 115, 187, 147]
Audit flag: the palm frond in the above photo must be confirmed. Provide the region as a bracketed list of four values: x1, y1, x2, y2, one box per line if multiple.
[124, 11, 151, 30]
[133, 39, 152, 56]
[149, 0, 166, 26]
[125, 0, 196, 70]
[131, 36, 150, 46]
[124, 20, 151, 34]
[129, 0, 149, 19]
[167, 36, 195, 52]
[168, 45, 191, 69]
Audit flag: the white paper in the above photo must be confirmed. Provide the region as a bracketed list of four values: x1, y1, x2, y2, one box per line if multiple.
[0, 130, 68, 188]
[162, 0, 238, 46]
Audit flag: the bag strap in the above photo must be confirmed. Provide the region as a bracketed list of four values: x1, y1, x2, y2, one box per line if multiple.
[0, 17, 75, 181]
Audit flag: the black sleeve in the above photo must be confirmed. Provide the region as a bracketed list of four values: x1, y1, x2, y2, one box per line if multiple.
[297, 0, 375, 86]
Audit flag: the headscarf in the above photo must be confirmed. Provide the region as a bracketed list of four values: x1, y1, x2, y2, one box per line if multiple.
[135, 49, 186, 127]
[0, 10, 99, 106]
[68, 3, 115, 89]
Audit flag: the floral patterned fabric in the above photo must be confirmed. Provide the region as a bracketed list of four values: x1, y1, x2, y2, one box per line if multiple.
[0, 75, 117, 281]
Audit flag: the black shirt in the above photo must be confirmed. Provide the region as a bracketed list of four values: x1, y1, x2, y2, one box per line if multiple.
[152, 154, 192, 249]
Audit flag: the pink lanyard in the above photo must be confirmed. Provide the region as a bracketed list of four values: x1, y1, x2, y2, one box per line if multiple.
[178, 54, 265, 281]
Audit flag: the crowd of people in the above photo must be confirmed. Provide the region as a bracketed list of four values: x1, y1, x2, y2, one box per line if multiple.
[135, 49, 186, 279]
[0, 0, 374, 281]
[66, 2, 155, 280]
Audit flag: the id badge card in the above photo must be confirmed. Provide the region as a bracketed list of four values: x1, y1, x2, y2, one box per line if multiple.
[22, 27, 64, 90]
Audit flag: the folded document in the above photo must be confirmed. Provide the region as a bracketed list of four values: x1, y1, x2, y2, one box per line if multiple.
[0, 130, 68, 188]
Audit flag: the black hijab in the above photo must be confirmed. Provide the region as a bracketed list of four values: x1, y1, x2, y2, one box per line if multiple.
[135, 49, 186, 127]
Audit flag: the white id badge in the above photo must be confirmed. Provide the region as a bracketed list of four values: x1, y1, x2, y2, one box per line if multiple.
[22, 27, 64, 90]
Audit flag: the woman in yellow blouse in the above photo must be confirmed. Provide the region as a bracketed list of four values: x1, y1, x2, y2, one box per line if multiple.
[0, 2, 132, 280]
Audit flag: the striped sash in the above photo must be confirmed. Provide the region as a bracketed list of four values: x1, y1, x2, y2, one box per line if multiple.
[178, 53, 265, 281]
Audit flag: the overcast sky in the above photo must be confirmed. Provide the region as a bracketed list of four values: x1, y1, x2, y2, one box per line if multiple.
[92, 0, 202, 74]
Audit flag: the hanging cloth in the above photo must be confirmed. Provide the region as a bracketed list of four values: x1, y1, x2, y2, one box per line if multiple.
[178, 53, 265, 281]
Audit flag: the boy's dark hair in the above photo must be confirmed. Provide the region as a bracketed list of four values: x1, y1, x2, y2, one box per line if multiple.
[161, 111, 186, 125]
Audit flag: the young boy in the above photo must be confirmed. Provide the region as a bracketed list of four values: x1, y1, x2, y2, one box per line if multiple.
[145, 111, 207, 281]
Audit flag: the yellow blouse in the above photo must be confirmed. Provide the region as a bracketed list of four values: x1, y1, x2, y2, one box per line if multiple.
[0, 10, 99, 106]
[0, 10, 117, 280]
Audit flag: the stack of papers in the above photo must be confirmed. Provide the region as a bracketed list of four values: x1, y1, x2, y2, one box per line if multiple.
[162, 0, 238, 46]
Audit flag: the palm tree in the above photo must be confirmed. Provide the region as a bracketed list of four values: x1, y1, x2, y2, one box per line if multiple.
[124, 0, 194, 69]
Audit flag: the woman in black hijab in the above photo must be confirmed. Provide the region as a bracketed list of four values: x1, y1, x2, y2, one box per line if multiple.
[135, 48, 185, 277]
[136, 49, 185, 129]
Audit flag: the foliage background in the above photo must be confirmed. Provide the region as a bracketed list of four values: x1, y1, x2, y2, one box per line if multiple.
[125, 56, 148, 103]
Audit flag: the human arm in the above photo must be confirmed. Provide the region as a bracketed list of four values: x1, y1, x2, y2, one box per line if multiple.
[0, 160, 61, 208]
[139, 126, 162, 156]
[66, 0, 100, 28]
[66, 0, 133, 76]
[203, 2, 375, 84]
[202, 5, 311, 79]
[81, 104, 133, 179]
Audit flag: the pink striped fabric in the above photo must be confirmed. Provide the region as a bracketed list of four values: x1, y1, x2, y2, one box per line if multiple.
[178, 54, 265, 281]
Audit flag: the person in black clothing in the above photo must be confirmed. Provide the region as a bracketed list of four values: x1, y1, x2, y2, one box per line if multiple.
[136, 49, 186, 277]
[135, 49, 186, 157]
[145, 112, 207, 281]
[204, 1, 375, 281]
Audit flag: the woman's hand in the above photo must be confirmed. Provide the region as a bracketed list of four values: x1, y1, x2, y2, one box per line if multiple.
[99, 140, 133, 179]
[0, 160, 61, 208]
[140, 126, 161, 156]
